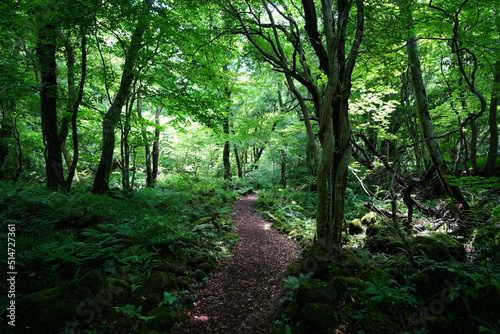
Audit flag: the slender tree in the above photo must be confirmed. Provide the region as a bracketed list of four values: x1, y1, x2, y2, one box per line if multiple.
[404, 5, 469, 208]
[222, 0, 364, 247]
[93, 0, 152, 193]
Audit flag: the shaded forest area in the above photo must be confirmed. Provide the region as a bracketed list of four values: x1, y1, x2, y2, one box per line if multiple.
[0, 0, 499, 333]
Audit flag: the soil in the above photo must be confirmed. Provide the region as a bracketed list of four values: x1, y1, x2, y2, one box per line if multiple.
[176, 194, 301, 333]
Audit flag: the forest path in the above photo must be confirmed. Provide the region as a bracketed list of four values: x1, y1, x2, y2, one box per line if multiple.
[176, 194, 301, 333]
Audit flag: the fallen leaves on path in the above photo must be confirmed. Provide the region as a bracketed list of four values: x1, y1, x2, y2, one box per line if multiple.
[177, 194, 300, 333]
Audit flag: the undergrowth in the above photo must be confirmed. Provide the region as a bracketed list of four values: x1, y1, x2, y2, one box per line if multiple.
[0, 176, 241, 332]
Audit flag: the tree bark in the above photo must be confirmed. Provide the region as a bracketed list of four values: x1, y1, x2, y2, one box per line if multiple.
[152, 107, 161, 183]
[137, 91, 153, 187]
[92, 3, 149, 193]
[223, 116, 231, 180]
[406, 24, 469, 208]
[37, 23, 64, 188]
[485, 61, 500, 177]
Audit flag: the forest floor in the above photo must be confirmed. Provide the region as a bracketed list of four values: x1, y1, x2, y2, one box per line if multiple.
[175, 194, 301, 333]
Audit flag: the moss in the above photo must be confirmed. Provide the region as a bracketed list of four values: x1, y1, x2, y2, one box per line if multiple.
[284, 262, 304, 277]
[18, 280, 94, 333]
[296, 279, 337, 308]
[412, 235, 455, 262]
[155, 260, 187, 276]
[348, 219, 364, 235]
[188, 253, 216, 268]
[473, 223, 500, 263]
[78, 269, 109, 295]
[331, 249, 366, 275]
[176, 276, 193, 289]
[359, 267, 390, 282]
[130, 272, 178, 313]
[329, 276, 368, 301]
[353, 312, 401, 334]
[433, 233, 466, 261]
[107, 278, 131, 304]
[300, 303, 338, 330]
[365, 225, 381, 236]
[142, 307, 176, 332]
[361, 212, 382, 226]
[365, 235, 405, 255]
[381, 255, 417, 284]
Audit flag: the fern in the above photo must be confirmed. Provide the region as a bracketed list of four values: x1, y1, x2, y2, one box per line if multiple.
[118, 245, 156, 264]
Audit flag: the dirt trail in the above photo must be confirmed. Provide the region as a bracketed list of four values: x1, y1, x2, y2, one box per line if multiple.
[177, 194, 300, 333]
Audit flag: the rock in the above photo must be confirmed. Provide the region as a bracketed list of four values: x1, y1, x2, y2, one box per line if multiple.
[130, 272, 178, 313]
[176, 276, 193, 289]
[296, 279, 337, 308]
[142, 307, 176, 332]
[300, 303, 338, 330]
[348, 219, 364, 235]
[412, 234, 465, 262]
[329, 276, 368, 301]
[18, 280, 94, 333]
[365, 235, 405, 255]
[361, 212, 382, 226]
[353, 312, 401, 334]
[78, 269, 109, 295]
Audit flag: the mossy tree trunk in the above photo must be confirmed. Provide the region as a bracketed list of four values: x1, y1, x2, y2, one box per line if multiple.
[406, 19, 469, 209]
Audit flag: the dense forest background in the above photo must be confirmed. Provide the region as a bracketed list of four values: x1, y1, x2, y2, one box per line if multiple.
[0, 0, 499, 333]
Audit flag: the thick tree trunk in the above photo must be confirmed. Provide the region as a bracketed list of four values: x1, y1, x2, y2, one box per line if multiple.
[37, 23, 64, 188]
[92, 8, 148, 193]
[407, 33, 469, 208]
[485, 61, 500, 177]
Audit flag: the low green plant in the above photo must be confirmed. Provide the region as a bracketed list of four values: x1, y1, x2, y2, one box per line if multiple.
[115, 304, 155, 321]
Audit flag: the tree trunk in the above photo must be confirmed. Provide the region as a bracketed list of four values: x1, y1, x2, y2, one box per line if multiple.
[406, 27, 469, 208]
[152, 107, 161, 183]
[92, 5, 149, 193]
[137, 91, 153, 186]
[234, 145, 243, 178]
[485, 61, 500, 177]
[223, 117, 231, 180]
[37, 23, 64, 188]
[121, 99, 133, 191]
[279, 150, 287, 187]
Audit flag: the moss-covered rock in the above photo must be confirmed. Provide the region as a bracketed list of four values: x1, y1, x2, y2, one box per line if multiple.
[365, 235, 405, 255]
[329, 276, 368, 301]
[331, 249, 366, 275]
[155, 260, 187, 276]
[300, 303, 338, 330]
[353, 312, 401, 334]
[365, 224, 381, 236]
[78, 269, 109, 295]
[381, 255, 417, 284]
[130, 272, 178, 313]
[141, 307, 176, 332]
[284, 262, 304, 277]
[18, 280, 94, 333]
[107, 278, 131, 304]
[348, 219, 364, 235]
[361, 212, 382, 226]
[176, 276, 193, 289]
[412, 234, 465, 262]
[473, 223, 500, 263]
[296, 279, 337, 308]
